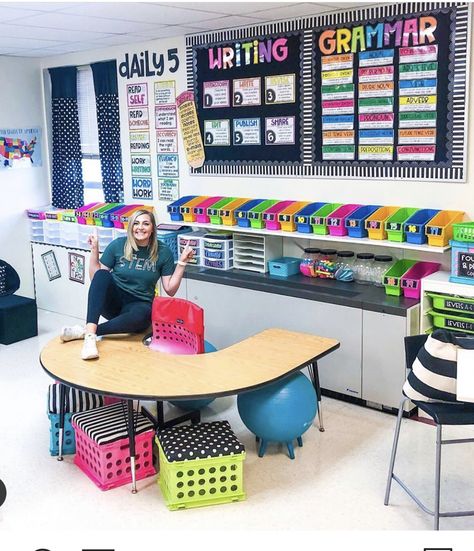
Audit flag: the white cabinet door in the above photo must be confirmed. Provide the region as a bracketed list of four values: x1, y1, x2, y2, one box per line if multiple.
[187, 278, 362, 397]
[362, 310, 406, 409]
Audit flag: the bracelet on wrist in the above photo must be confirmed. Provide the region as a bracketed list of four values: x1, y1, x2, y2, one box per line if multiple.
[177, 260, 187, 267]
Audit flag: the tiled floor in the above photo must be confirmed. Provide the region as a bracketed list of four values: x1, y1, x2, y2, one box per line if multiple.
[1, 309, 474, 532]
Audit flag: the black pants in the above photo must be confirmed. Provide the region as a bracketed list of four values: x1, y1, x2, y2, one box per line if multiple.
[86, 269, 152, 336]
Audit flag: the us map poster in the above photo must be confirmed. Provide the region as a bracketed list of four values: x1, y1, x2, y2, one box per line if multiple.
[186, 2, 469, 181]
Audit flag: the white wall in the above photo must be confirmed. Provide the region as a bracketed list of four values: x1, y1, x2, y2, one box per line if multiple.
[0, 56, 50, 298]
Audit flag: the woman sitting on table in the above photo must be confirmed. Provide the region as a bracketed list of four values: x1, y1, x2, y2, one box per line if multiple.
[60, 209, 194, 360]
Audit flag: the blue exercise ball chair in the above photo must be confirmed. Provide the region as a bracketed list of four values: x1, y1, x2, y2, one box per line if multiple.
[169, 340, 217, 411]
[237, 371, 317, 459]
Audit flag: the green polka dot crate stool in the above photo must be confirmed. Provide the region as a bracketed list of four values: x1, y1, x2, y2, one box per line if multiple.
[47, 383, 104, 456]
[71, 403, 156, 491]
[156, 421, 246, 510]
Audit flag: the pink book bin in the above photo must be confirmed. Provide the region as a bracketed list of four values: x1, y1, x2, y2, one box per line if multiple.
[263, 201, 295, 230]
[327, 204, 361, 236]
[401, 261, 441, 299]
[193, 197, 223, 224]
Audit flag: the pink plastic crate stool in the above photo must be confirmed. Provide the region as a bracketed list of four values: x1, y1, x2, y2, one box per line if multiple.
[71, 403, 155, 491]
[327, 204, 361, 236]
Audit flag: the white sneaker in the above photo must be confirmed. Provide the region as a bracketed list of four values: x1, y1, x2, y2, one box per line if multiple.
[60, 325, 85, 342]
[81, 333, 99, 360]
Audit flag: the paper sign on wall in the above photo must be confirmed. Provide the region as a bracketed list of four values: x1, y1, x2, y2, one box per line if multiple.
[176, 91, 205, 169]
[0, 127, 42, 169]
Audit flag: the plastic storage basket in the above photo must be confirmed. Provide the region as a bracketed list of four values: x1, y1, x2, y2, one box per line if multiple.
[400, 261, 441, 299]
[156, 421, 245, 511]
[403, 209, 440, 245]
[295, 202, 327, 233]
[181, 197, 208, 222]
[450, 240, 474, 286]
[345, 205, 380, 238]
[48, 412, 76, 456]
[452, 222, 474, 243]
[220, 198, 251, 226]
[365, 206, 400, 240]
[72, 403, 156, 491]
[310, 203, 342, 235]
[428, 310, 474, 335]
[157, 225, 192, 261]
[383, 259, 418, 296]
[425, 210, 464, 246]
[426, 293, 474, 315]
[385, 207, 419, 242]
[194, 197, 223, 224]
[268, 257, 300, 277]
[327, 204, 361, 237]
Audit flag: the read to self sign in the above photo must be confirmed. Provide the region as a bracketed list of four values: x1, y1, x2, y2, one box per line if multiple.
[127, 83, 148, 107]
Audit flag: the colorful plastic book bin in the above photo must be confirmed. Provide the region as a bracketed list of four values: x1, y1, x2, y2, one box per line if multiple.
[208, 197, 237, 225]
[345, 205, 381, 238]
[167, 196, 198, 222]
[310, 203, 342, 235]
[193, 196, 223, 224]
[401, 261, 441, 299]
[98, 204, 125, 228]
[327, 204, 361, 237]
[403, 209, 440, 245]
[452, 221, 474, 243]
[425, 210, 465, 246]
[220, 198, 251, 226]
[84, 203, 107, 226]
[92, 203, 121, 226]
[156, 421, 245, 510]
[75, 202, 100, 225]
[248, 200, 278, 229]
[180, 196, 208, 223]
[110, 204, 141, 229]
[365, 206, 400, 240]
[263, 200, 295, 230]
[383, 259, 418, 296]
[235, 199, 265, 228]
[295, 203, 327, 233]
[71, 403, 156, 491]
[278, 201, 310, 232]
[385, 207, 419, 242]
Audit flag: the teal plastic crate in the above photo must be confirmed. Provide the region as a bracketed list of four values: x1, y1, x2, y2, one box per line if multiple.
[268, 257, 300, 277]
[48, 412, 76, 456]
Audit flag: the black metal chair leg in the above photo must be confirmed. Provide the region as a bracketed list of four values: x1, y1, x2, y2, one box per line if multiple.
[384, 397, 407, 505]
[434, 424, 442, 530]
[57, 383, 66, 461]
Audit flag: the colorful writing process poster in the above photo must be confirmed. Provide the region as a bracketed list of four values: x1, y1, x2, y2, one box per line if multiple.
[233, 77, 261, 107]
[192, 31, 303, 165]
[314, 8, 454, 166]
[233, 118, 260, 146]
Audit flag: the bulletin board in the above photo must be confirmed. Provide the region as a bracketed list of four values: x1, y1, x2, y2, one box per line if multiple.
[186, 2, 470, 181]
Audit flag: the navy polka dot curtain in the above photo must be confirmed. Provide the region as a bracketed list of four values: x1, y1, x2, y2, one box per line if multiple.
[49, 66, 84, 208]
[91, 61, 124, 203]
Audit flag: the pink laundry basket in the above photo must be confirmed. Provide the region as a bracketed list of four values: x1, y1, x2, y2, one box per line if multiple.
[149, 297, 205, 354]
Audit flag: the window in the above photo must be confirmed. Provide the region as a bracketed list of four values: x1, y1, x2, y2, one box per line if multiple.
[77, 66, 103, 203]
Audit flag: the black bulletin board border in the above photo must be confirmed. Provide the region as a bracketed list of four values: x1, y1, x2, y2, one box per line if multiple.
[186, 2, 470, 182]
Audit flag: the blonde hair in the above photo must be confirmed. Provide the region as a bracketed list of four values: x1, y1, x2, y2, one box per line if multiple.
[124, 209, 158, 263]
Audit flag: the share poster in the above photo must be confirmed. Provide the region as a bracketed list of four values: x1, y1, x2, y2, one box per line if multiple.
[186, 2, 469, 181]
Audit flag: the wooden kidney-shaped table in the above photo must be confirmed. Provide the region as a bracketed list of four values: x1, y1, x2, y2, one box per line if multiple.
[41, 328, 340, 492]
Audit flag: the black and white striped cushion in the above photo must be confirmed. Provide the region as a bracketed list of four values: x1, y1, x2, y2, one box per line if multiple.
[158, 421, 244, 462]
[48, 383, 104, 414]
[71, 403, 154, 446]
[403, 330, 474, 403]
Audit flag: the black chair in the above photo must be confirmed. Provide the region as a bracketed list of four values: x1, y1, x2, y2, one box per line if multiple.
[384, 334, 474, 530]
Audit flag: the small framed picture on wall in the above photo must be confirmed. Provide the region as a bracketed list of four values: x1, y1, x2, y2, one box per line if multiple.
[41, 250, 61, 282]
[68, 252, 85, 284]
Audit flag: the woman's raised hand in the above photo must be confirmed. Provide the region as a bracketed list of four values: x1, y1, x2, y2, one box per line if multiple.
[87, 233, 99, 251]
[180, 245, 195, 264]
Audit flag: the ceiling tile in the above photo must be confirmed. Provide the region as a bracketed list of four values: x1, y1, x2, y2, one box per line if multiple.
[155, 2, 297, 16]
[252, 3, 341, 19]
[132, 25, 198, 39]
[0, 22, 111, 42]
[0, 35, 63, 48]
[0, 6, 45, 22]
[12, 12, 162, 34]
[183, 15, 266, 32]
[0, 2, 70, 12]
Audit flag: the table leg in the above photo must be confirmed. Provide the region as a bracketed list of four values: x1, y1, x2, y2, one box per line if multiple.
[57, 383, 66, 461]
[308, 362, 324, 432]
[126, 400, 137, 494]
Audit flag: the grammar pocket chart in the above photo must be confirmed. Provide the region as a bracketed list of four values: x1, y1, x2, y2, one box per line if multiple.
[186, 2, 470, 182]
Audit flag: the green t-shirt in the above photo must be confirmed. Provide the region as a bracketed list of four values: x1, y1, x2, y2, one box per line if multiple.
[100, 237, 175, 302]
